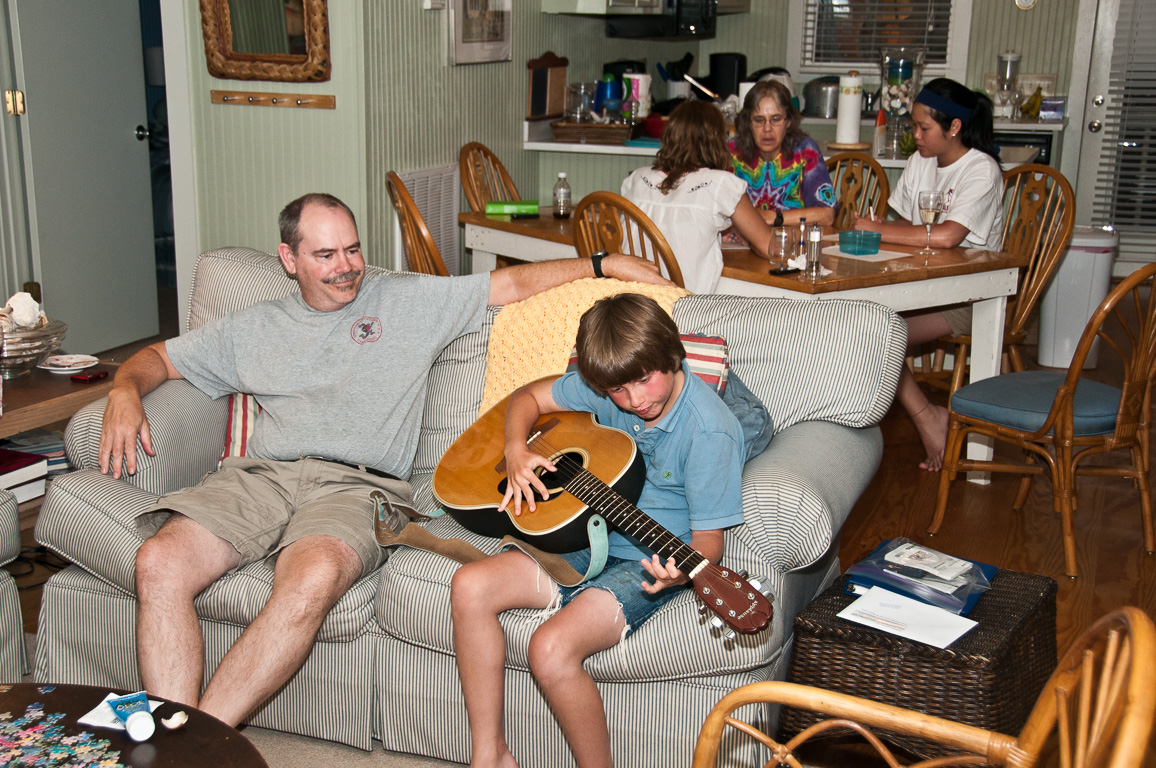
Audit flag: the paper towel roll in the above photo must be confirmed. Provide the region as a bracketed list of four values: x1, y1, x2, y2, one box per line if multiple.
[835, 73, 863, 145]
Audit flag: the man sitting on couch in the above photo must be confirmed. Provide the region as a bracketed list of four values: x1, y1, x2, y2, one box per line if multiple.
[96, 192, 671, 728]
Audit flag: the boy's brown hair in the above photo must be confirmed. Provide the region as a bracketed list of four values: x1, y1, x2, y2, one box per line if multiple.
[576, 294, 685, 393]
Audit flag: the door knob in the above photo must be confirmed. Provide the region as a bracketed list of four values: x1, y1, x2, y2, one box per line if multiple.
[134, 125, 150, 141]
[1088, 120, 1102, 133]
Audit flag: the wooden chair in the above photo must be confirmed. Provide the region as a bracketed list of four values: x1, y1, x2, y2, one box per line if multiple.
[932, 262, 1156, 577]
[572, 191, 685, 288]
[825, 152, 890, 231]
[459, 142, 520, 213]
[693, 606, 1156, 768]
[386, 171, 450, 277]
[913, 164, 1075, 394]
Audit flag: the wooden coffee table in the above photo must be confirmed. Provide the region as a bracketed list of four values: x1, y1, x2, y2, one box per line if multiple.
[0, 682, 268, 766]
[0, 364, 118, 440]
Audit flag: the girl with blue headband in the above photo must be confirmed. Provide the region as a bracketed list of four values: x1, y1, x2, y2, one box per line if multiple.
[852, 77, 1005, 471]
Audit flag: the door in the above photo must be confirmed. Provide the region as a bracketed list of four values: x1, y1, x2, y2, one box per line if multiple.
[7, 0, 158, 354]
[1074, 0, 1156, 275]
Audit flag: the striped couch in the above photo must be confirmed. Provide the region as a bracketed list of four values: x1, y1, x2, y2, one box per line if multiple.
[0, 489, 26, 682]
[32, 248, 907, 766]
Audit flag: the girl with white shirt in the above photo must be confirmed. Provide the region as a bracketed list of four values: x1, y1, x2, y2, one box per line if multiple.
[621, 100, 773, 294]
[852, 77, 1004, 471]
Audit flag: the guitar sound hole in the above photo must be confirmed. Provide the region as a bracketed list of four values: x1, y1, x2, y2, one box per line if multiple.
[496, 450, 585, 504]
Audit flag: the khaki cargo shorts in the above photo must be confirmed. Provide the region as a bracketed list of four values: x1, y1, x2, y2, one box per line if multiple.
[137, 457, 416, 576]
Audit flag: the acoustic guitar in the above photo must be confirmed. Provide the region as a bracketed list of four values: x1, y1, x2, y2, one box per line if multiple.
[433, 391, 773, 636]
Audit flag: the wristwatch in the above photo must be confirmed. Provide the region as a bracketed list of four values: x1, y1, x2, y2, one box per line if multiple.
[591, 250, 609, 278]
[773, 210, 784, 227]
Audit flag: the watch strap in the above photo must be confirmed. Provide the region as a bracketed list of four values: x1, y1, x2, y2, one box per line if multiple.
[591, 250, 609, 278]
[773, 210, 784, 227]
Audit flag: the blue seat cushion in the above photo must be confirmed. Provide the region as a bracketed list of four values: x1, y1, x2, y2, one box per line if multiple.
[950, 371, 1121, 436]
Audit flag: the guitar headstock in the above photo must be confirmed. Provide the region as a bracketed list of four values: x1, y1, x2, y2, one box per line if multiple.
[691, 565, 773, 635]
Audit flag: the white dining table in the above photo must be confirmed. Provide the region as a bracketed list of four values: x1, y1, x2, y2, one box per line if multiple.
[459, 209, 1029, 480]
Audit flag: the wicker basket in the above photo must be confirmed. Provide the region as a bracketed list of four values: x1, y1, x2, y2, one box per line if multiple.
[780, 570, 1058, 759]
[550, 121, 634, 146]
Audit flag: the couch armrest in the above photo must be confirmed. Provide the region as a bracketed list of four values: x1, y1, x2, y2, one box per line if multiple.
[0, 490, 18, 568]
[731, 421, 882, 575]
[65, 380, 229, 497]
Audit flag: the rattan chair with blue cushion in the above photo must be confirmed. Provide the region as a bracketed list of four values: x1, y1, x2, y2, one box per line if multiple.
[930, 262, 1156, 577]
[0, 489, 26, 682]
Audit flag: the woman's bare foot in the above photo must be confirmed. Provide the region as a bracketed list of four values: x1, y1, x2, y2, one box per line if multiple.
[913, 403, 950, 471]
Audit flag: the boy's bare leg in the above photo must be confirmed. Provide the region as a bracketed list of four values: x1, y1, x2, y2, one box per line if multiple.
[452, 551, 556, 768]
[528, 588, 625, 768]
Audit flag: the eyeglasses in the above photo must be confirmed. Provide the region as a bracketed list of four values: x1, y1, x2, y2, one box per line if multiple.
[751, 114, 787, 128]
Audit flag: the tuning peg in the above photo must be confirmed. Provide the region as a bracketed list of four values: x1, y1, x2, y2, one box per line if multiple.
[748, 577, 763, 592]
[708, 616, 737, 640]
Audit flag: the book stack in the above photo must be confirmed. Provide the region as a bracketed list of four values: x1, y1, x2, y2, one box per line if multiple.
[0, 446, 49, 504]
[1, 428, 69, 477]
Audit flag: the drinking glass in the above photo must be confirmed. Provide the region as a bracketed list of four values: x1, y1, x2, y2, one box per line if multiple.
[771, 226, 793, 266]
[917, 191, 947, 263]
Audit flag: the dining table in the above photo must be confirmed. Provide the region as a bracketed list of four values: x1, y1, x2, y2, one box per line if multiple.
[458, 208, 1030, 478]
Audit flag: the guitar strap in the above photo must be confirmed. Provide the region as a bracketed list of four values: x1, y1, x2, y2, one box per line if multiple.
[372, 491, 609, 587]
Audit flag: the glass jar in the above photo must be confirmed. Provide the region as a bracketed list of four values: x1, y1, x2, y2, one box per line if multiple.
[879, 47, 925, 119]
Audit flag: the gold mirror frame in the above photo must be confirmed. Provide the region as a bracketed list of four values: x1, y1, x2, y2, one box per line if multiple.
[199, 0, 331, 83]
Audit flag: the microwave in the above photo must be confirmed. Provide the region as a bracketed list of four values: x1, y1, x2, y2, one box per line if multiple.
[605, 0, 717, 38]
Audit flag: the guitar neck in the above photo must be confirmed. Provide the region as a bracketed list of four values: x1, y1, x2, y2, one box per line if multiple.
[562, 464, 706, 574]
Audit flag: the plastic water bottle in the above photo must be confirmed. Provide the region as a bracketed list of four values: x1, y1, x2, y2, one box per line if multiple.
[552, 172, 572, 219]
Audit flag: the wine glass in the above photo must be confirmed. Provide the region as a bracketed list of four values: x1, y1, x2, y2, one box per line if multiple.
[917, 191, 947, 263]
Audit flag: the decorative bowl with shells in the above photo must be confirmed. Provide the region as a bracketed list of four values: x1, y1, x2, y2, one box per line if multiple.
[1, 318, 67, 378]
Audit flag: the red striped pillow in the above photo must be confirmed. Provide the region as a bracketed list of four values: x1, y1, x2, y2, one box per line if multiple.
[566, 333, 729, 393]
[221, 393, 261, 463]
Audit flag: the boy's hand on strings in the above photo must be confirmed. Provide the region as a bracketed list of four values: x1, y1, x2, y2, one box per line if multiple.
[500, 444, 556, 516]
[641, 555, 688, 593]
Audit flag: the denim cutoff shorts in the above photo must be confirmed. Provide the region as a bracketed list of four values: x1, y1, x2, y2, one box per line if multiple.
[556, 549, 686, 637]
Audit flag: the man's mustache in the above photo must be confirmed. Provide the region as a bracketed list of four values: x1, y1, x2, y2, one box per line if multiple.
[323, 270, 362, 284]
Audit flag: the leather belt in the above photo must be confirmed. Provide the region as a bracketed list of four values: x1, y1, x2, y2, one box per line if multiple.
[306, 456, 401, 482]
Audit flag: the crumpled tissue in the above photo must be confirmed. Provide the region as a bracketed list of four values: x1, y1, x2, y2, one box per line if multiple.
[0, 292, 45, 330]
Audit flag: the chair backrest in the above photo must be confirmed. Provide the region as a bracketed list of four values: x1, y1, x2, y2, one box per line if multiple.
[459, 142, 520, 213]
[825, 152, 890, 231]
[1000, 164, 1075, 342]
[386, 171, 450, 277]
[572, 191, 685, 288]
[1060, 262, 1156, 447]
[1015, 606, 1156, 768]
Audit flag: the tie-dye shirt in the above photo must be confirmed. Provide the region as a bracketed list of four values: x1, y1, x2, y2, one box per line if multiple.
[727, 135, 836, 213]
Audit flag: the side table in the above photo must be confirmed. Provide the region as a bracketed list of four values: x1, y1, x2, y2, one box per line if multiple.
[0, 682, 268, 767]
[780, 569, 1058, 758]
[0, 364, 118, 440]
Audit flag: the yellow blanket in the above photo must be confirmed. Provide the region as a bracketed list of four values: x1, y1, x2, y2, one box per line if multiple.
[479, 278, 691, 415]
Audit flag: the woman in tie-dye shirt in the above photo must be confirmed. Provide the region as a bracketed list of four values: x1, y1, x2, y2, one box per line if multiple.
[728, 80, 836, 228]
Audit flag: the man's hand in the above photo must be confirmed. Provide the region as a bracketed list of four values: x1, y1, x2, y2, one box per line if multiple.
[99, 386, 155, 479]
[600, 253, 675, 287]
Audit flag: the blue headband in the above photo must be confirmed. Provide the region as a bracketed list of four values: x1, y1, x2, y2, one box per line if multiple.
[915, 88, 974, 123]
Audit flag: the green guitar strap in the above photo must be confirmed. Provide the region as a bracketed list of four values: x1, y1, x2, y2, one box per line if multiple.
[372, 491, 608, 587]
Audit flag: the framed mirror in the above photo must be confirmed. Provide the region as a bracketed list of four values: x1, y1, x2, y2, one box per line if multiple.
[199, 0, 331, 82]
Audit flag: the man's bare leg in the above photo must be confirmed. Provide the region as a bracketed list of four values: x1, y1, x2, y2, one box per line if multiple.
[528, 588, 624, 768]
[135, 514, 241, 707]
[901, 311, 956, 471]
[196, 534, 362, 727]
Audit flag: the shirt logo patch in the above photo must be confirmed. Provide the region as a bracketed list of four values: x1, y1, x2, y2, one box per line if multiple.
[351, 317, 382, 344]
[662, 470, 672, 479]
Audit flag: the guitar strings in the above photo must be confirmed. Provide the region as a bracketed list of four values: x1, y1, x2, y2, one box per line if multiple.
[527, 432, 706, 570]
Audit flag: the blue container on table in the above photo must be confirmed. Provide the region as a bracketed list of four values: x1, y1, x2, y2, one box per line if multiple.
[595, 78, 622, 113]
[839, 230, 882, 255]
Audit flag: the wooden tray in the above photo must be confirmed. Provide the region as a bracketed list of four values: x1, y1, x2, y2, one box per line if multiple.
[550, 121, 633, 146]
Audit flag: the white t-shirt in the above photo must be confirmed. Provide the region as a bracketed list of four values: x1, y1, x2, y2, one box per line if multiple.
[890, 148, 1005, 250]
[620, 166, 748, 294]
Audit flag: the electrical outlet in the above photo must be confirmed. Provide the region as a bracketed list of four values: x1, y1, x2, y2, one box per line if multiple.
[982, 73, 1057, 99]
[423, 0, 446, 8]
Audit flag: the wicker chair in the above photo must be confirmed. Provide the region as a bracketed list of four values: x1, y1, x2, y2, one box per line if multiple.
[386, 171, 450, 277]
[693, 606, 1156, 768]
[913, 164, 1075, 394]
[931, 262, 1156, 578]
[825, 152, 890, 231]
[459, 142, 520, 213]
[572, 191, 684, 288]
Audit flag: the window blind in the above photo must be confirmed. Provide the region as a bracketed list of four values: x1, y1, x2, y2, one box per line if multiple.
[802, 0, 953, 69]
[1090, 0, 1156, 262]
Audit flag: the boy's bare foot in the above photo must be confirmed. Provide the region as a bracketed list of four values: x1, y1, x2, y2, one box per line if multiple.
[913, 403, 950, 471]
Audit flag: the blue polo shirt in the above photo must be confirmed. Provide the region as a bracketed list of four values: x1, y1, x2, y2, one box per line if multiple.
[551, 360, 745, 560]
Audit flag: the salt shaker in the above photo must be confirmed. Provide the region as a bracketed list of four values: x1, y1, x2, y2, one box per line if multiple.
[807, 224, 824, 279]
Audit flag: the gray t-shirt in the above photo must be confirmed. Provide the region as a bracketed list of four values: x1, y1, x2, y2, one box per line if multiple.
[165, 271, 491, 478]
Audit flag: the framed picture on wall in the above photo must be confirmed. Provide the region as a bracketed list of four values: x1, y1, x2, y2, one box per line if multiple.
[449, 0, 512, 65]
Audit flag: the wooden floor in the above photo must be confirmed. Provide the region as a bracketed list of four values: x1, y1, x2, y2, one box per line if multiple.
[4, 301, 1155, 764]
